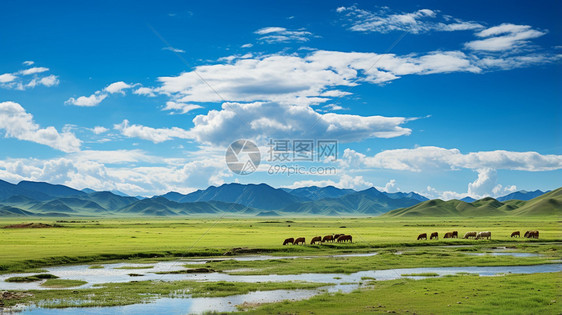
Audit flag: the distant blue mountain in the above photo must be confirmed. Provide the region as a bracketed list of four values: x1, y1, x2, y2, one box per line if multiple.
[17, 181, 86, 199]
[281, 187, 425, 215]
[161, 183, 304, 210]
[283, 185, 355, 200]
[1, 179, 553, 217]
[385, 191, 429, 202]
[461, 196, 476, 203]
[496, 190, 547, 201]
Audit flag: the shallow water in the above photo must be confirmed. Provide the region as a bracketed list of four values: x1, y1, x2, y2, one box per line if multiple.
[1, 259, 560, 291]
[19, 285, 357, 315]
[2, 259, 560, 315]
[12, 263, 562, 314]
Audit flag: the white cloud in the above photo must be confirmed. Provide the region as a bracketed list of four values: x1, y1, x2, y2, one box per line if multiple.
[338, 6, 482, 34]
[92, 126, 108, 134]
[67, 81, 137, 106]
[255, 26, 313, 43]
[341, 146, 561, 199]
[284, 174, 373, 190]
[163, 101, 203, 114]
[133, 87, 156, 97]
[114, 119, 192, 143]
[27, 75, 59, 88]
[0, 73, 17, 83]
[69, 149, 155, 164]
[23, 61, 34, 66]
[476, 54, 562, 70]
[0, 101, 81, 152]
[467, 168, 499, 197]
[162, 46, 186, 53]
[104, 81, 133, 94]
[20, 67, 49, 75]
[377, 179, 399, 193]
[342, 146, 562, 172]
[65, 93, 107, 107]
[189, 102, 411, 145]
[0, 65, 59, 90]
[156, 50, 483, 106]
[241, 43, 253, 48]
[465, 23, 546, 52]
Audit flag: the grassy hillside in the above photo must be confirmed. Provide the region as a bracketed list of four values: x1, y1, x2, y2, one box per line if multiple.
[385, 187, 562, 217]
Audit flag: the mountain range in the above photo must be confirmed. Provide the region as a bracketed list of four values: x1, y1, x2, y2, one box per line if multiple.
[384, 188, 561, 217]
[0, 179, 558, 217]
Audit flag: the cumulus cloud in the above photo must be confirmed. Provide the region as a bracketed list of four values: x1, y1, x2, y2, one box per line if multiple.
[20, 67, 49, 75]
[65, 93, 107, 107]
[189, 102, 411, 145]
[156, 49, 483, 106]
[0, 64, 59, 90]
[26, 75, 59, 88]
[92, 126, 108, 134]
[255, 26, 313, 43]
[66, 81, 134, 106]
[341, 146, 562, 199]
[163, 101, 203, 114]
[114, 119, 192, 143]
[104, 81, 133, 94]
[284, 174, 373, 190]
[377, 179, 399, 193]
[0, 152, 230, 195]
[0, 73, 17, 83]
[342, 146, 562, 172]
[133, 87, 156, 97]
[337, 6, 483, 34]
[0, 101, 81, 152]
[465, 23, 546, 52]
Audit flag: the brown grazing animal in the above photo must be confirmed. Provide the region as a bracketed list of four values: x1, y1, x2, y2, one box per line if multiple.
[464, 231, 477, 239]
[430, 232, 438, 240]
[511, 231, 520, 238]
[524, 231, 530, 238]
[444, 232, 453, 239]
[476, 231, 491, 240]
[322, 235, 334, 243]
[294, 237, 306, 245]
[334, 234, 344, 239]
[417, 233, 427, 240]
[452, 231, 458, 238]
[526, 230, 539, 239]
[311, 236, 322, 244]
[336, 235, 352, 243]
[283, 237, 294, 245]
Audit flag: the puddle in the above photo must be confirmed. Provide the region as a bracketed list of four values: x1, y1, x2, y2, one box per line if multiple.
[17, 285, 358, 315]
[1, 259, 560, 291]
[3, 262, 560, 314]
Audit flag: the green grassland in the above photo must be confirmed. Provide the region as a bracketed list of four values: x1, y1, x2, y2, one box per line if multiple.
[243, 272, 562, 314]
[0, 216, 560, 273]
[0, 216, 560, 314]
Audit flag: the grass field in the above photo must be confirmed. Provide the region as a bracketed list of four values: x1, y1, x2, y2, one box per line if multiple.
[0, 216, 560, 313]
[1, 216, 560, 272]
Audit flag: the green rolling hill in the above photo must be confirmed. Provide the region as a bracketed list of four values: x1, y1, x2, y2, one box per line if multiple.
[384, 187, 562, 217]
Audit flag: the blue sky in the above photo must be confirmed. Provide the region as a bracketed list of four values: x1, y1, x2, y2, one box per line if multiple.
[0, 0, 560, 198]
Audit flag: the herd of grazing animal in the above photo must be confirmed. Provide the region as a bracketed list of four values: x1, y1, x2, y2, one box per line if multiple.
[283, 234, 353, 245]
[417, 230, 540, 240]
